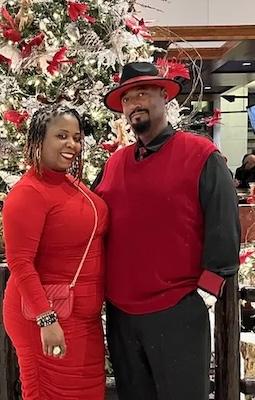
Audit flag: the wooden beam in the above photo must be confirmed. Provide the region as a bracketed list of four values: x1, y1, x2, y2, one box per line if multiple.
[165, 41, 239, 60]
[151, 25, 255, 41]
[166, 48, 223, 60]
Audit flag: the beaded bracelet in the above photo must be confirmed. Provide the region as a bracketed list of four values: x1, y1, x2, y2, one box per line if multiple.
[36, 311, 58, 328]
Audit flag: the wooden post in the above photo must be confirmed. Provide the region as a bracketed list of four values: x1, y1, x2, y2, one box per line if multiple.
[0, 263, 20, 400]
[214, 274, 240, 400]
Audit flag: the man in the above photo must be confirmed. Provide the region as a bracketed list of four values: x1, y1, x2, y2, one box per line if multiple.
[94, 62, 240, 400]
[235, 153, 255, 188]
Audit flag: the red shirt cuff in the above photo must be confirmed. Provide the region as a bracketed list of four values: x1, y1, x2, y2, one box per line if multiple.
[197, 270, 225, 298]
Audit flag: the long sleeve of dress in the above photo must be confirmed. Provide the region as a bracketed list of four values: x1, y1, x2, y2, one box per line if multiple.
[3, 185, 51, 316]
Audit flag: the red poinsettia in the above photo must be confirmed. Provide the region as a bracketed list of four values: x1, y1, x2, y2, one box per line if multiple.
[21, 32, 45, 58]
[101, 141, 119, 153]
[156, 58, 190, 80]
[112, 73, 120, 83]
[0, 7, 21, 43]
[47, 47, 76, 75]
[203, 109, 221, 127]
[3, 110, 29, 128]
[0, 54, 11, 66]
[125, 16, 152, 40]
[67, 1, 95, 23]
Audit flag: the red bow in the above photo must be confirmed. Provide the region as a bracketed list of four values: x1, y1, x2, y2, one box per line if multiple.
[21, 32, 45, 58]
[3, 110, 29, 127]
[125, 16, 152, 40]
[203, 109, 222, 127]
[0, 7, 21, 43]
[47, 47, 76, 75]
[67, 1, 95, 23]
[0, 54, 11, 65]
[156, 58, 190, 80]
[101, 141, 119, 153]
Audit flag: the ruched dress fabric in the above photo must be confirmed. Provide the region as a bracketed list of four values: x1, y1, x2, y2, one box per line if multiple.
[2, 167, 108, 400]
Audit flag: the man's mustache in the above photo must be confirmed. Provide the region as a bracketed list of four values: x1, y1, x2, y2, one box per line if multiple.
[129, 108, 148, 120]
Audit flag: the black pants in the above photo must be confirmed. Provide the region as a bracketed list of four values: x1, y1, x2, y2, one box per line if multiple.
[106, 291, 210, 400]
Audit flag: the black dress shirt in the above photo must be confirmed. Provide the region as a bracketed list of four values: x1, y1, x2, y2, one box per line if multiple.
[92, 126, 240, 278]
[235, 165, 255, 188]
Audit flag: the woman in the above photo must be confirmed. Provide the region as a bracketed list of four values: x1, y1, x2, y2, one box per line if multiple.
[2, 105, 108, 400]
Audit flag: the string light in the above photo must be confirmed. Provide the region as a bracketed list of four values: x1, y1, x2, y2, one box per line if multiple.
[0, 0, 207, 183]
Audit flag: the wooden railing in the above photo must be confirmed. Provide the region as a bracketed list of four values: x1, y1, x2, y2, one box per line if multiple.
[0, 262, 244, 400]
[0, 264, 20, 400]
[214, 275, 240, 400]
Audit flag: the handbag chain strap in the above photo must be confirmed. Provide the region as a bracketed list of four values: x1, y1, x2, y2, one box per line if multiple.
[69, 183, 99, 288]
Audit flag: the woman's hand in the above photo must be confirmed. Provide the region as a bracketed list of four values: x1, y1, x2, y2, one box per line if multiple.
[40, 321, 66, 358]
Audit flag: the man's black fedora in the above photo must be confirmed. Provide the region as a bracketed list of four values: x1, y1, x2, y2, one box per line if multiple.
[104, 62, 181, 113]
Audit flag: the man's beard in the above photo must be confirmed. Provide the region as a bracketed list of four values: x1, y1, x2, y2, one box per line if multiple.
[131, 119, 151, 134]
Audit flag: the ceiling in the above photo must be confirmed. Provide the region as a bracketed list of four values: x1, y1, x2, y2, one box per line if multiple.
[150, 25, 255, 101]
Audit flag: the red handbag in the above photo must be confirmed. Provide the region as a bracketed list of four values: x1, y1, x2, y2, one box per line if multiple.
[21, 183, 98, 321]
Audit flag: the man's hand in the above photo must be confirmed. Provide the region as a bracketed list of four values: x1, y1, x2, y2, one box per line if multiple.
[197, 288, 217, 309]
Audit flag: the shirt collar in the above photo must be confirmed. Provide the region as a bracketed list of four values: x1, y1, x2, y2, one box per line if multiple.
[135, 124, 175, 160]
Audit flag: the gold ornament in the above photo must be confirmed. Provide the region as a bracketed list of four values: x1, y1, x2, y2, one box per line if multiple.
[110, 116, 131, 146]
[15, 0, 33, 31]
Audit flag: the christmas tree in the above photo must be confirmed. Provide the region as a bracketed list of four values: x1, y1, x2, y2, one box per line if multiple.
[0, 0, 220, 185]
[0, 0, 158, 182]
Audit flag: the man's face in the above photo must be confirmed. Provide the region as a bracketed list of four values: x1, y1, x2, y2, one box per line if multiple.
[121, 85, 166, 134]
[244, 155, 255, 170]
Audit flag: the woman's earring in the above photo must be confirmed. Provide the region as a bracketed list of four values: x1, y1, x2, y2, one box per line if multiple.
[35, 148, 41, 161]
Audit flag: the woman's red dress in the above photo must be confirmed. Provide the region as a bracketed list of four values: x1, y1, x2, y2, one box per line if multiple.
[2, 167, 108, 400]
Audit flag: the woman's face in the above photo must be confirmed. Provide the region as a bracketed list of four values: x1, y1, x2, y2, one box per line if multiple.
[40, 113, 82, 172]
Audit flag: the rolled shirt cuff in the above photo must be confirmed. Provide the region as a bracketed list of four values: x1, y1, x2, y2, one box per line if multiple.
[197, 270, 225, 298]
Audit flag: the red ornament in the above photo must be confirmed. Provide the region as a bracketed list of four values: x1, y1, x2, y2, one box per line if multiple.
[203, 109, 222, 127]
[47, 47, 76, 75]
[3, 110, 29, 128]
[2, 28, 21, 42]
[156, 58, 190, 80]
[0, 54, 11, 65]
[239, 249, 255, 264]
[67, 1, 95, 23]
[112, 73, 120, 83]
[0, 7, 21, 43]
[101, 141, 119, 153]
[125, 16, 152, 40]
[21, 32, 45, 58]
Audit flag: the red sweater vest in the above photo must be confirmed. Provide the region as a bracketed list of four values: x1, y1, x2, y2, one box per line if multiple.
[96, 131, 217, 314]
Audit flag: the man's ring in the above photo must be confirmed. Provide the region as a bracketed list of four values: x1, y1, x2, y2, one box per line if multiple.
[53, 346, 61, 356]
